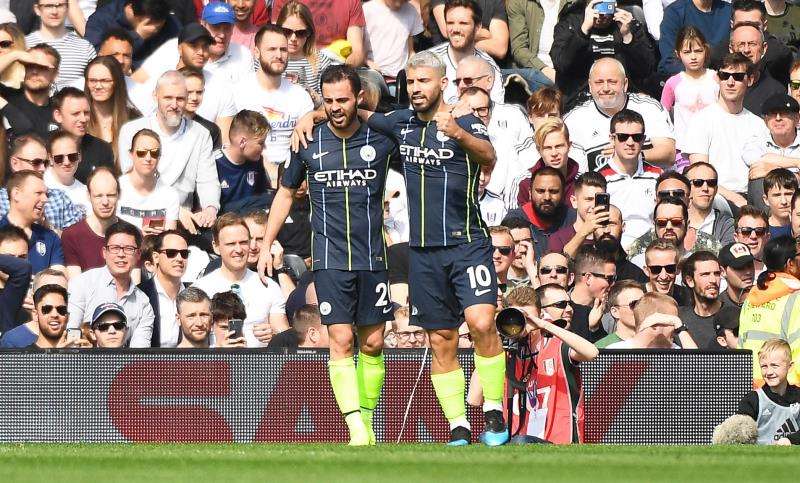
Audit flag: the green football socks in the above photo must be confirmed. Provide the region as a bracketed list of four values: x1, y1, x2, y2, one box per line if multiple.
[474, 352, 506, 413]
[329, 357, 369, 446]
[431, 368, 470, 430]
[357, 352, 385, 445]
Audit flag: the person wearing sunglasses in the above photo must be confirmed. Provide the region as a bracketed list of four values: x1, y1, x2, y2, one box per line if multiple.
[471, 285, 597, 444]
[790, 61, 800, 105]
[67, 220, 155, 348]
[43, 130, 89, 213]
[89, 302, 129, 348]
[537, 252, 573, 288]
[685, 162, 736, 249]
[501, 218, 535, 287]
[569, 245, 616, 342]
[0, 284, 84, 349]
[596, 280, 644, 348]
[739, 235, 800, 386]
[599, 109, 662, 250]
[678, 251, 724, 348]
[117, 129, 179, 235]
[490, 226, 515, 294]
[684, 53, 764, 213]
[641, 239, 691, 307]
[718, 242, 755, 317]
[137, 230, 189, 348]
[734, 205, 770, 274]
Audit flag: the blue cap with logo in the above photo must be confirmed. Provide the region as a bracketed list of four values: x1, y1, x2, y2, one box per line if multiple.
[202, 2, 235, 25]
[91, 302, 128, 328]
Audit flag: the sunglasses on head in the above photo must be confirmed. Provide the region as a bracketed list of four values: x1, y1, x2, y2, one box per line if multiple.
[656, 217, 685, 229]
[690, 178, 718, 188]
[614, 132, 645, 143]
[159, 248, 190, 259]
[0, 40, 14, 49]
[737, 226, 767, 237]
[494, 245, 513, 256]
[52, 152, 80, 165]
[41, 304, 68, 316]
[134, 148, 160, 159]
[718, 71, 747, 82]
[790, 80, 800, 90]
[647, 263, 677, 275]
[541, 300, 571, 310]
[657, 189, 686, 200]
[96, 321, 126, 332]
[540, 265, 568, 275]
[282, 27, 309, 38]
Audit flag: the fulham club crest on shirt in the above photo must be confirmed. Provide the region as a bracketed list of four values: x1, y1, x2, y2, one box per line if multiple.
[246, 171, 256, 186]
[36, 241, 46, 256]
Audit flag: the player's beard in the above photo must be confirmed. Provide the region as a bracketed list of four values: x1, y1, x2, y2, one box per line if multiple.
[260, 58, 286, 76]
[327, 107, 356, 130]
[411, 89, 441, 116]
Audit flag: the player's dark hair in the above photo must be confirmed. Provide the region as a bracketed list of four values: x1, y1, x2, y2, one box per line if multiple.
[574, 245, 615, 275]
[684, 161, 717, 179]
[531, 166, 565, 188]
[731, 0, 766, 17]
[500, 217, 531, 231]
[720, 52, 754, 75]
[682, 251, 720, 280]
[735, 204, 768, 228]
[608, 280, 644, 307]
[0, 224, 28, 246]
[758, 236, 797, 289]
[763, 168, 798, 196]
[574, 171, 607, 192]
[255, 23, 287, 47]
[444, 0, 482, 26]
[100, 27, 135, 48]
[211, 291, 247, 322]
[33, 283, 67, 307]
[610, 109, 645, 133]
[154, 229, 190, 251]
[105, 220, 143, 248]
[320, 64, 362, 98]
[656, 171, 690, 193]
[52, 86, 89, 111]
[28, 43, 60, 69]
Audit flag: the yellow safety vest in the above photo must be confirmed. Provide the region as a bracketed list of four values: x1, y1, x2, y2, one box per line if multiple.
[739, 292, 800, 386]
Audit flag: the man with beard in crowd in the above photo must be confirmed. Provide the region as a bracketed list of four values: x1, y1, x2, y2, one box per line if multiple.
[630, 196, 696, 269]
[679, 251, 724, 348]
[719, 242, 755, 312]
[587, 204, 646, 283]
[503, 167, 575, 257]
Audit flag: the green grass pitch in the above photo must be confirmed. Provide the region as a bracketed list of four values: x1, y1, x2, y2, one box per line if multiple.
[0, 443, 797, 482]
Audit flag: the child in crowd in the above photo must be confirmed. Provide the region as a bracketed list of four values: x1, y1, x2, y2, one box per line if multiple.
[761, 168, 797, 239]
[737, 338, 800, 445]
[660, 26, 718, 170]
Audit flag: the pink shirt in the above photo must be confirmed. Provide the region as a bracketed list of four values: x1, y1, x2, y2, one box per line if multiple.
[231, 22, 259, 51]
[270, 0, 366, 47]
[660, 69, 719, 151]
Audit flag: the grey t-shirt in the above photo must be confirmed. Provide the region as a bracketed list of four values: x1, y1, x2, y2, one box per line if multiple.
[679, 304, 720, 348]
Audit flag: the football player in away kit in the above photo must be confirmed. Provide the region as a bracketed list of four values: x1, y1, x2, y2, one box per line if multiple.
[258, 65, 398, 445]
[295, 51, 509, 445]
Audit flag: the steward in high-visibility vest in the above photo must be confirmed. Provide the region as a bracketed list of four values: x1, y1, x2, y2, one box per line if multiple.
[739, 236, 800, 387]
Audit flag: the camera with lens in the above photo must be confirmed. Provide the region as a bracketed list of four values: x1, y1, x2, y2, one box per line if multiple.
[495, 307, 529, 352]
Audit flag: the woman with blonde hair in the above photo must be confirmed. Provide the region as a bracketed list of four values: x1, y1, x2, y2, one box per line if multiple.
[84, 55, 140, 161]
[276, 0, 336, 95]
[0, 23, 27, 88]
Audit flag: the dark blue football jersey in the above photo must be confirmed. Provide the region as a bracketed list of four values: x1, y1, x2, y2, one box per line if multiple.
[282, 121, 398, 271]
[366, 109, 490, 248]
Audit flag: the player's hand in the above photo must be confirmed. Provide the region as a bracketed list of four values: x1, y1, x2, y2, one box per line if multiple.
[221, 331, 246, 348]
[291, 111, 319, 152]
[257, 245, 275, 284]
[178, 208, 198, 235]
[253, 322, 274, 344]
[270, 240, 285, 270]
[748, 160, 780, 180]
[588, 296, 606, 330]
[192, 206, 218, 228]
[432, 108, 463, 139]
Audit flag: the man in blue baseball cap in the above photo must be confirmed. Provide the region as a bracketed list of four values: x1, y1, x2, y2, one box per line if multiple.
[201, 1, 256, 85]
[90, 302, 129, 348]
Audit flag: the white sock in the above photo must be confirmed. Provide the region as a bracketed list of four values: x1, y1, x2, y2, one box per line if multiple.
[449, 416, 471, 431]
[482, 401, 503, 413]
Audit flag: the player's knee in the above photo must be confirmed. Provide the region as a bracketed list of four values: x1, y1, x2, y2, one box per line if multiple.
[328, 325, 355, 352]
[359, 335, 384, 356]
[428, 329, 458, 349]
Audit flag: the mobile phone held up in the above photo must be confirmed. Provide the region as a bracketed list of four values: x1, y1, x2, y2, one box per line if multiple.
[594, 1, 616, 15]
[228, 319, 244, 339]
[594, 192, 610, 210]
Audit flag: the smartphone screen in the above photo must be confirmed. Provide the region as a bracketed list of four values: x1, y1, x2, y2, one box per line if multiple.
[228, 319, 244, 339]
[66, 328, 82, 343]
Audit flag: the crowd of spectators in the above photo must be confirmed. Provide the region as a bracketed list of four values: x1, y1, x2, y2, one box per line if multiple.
[0, 0, 798, 444]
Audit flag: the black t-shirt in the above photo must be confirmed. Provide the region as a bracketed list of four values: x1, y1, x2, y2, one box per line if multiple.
[678, 303, 721, 349]
[743, 68, 787, 116]
[193, 115, 222, 150]
[75, 134, 116, 184]
[275, 196, 311, 260]
[669, 284, 692, 307]
[570, 301, 607, 343]
[0, 84, 55, 138]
